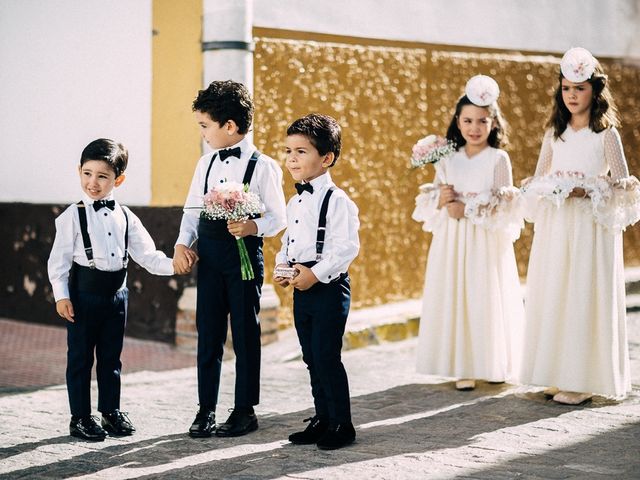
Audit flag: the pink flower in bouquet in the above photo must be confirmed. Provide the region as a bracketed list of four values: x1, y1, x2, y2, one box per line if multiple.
[202, 181, 263, 223]
[410, 135, 456, 169]
[202, 181, 264, 280]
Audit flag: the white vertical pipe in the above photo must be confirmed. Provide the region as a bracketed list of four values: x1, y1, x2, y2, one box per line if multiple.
[202, 0, 253, 92]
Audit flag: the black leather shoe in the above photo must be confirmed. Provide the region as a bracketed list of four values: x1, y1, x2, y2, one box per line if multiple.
[316, 422, 356, 450]
[215, 408, 258, 437]
[70, 416, 107, 441]
[102, 410, 136, 436]
[188, 409, 216, 438]
[289, 416, 329, 445]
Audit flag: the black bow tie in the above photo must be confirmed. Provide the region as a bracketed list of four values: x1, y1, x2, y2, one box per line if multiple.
[218, 147, 241, 162]
[93, 199, 115, 211]
[295, 182, 314, 195]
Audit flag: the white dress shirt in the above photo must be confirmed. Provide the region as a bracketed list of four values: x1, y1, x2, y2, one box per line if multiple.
[176, 137, 287, 247]
[48, 193, 174, 301]
[275, 172, 360, 283]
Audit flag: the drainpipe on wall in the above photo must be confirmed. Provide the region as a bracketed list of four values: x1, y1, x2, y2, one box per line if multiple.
[202, 0, 254, 91]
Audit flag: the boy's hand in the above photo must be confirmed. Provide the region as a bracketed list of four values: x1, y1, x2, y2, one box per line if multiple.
[227, 220, 258, 238]
[273, 263, 293, 288]
[289, 264, 319, 291]
[56, 299, 75, 323]
[174, 244, 198, 274]
[446, 201, 465, 219]
[438, 184, 456, 208]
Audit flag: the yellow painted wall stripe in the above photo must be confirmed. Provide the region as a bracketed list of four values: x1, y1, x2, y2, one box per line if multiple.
[151, 0, 202, 206]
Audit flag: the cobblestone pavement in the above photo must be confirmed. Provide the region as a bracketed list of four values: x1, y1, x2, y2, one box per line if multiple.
[0, 319, 196, 394]
[1, 313, 639, 479]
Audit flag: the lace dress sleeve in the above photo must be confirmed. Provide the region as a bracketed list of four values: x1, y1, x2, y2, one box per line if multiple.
[533, 130, 554, 177]
[412, 162, 448, 233]
[493, 151, 514, 189]
[604, 127, 629, 180]
[521, 130, 565, 222]
[589, 128, 640, 232]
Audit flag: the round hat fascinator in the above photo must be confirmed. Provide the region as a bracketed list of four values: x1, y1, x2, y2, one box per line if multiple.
[560, 47, 596, 83]
[465, 75, 500, 107]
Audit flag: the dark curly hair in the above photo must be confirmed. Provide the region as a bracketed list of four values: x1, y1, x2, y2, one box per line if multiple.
[80, 138, 128, 178]
[547, 61, 620, 139]
[192, 80, 254, 134]
[445, 95, 509, 149]
[287, 113, 342, 167]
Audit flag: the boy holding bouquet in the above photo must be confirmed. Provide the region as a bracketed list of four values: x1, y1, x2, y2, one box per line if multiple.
[274, 113, 360, 450]
[174, 80, 286, 438]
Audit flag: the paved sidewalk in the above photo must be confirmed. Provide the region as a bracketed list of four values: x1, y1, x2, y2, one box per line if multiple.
[0, 319, 196, 394]
[1, 313, 639, 479]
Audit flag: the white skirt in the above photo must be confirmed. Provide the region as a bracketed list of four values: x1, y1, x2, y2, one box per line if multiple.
[416, 217, 524, 382]
[520, 198, 631, 397]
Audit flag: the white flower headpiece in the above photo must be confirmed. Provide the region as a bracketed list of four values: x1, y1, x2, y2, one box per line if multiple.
[465, 75, 500, 107]
[560, 47, 596, 83]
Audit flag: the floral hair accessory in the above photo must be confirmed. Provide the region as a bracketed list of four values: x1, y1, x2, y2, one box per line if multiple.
[560, 47, 596, 83]
[465, 75, 500, 107]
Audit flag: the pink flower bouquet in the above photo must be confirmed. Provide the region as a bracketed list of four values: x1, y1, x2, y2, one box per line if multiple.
[202, 181, 263, 280]
[410, 135, 456, 169]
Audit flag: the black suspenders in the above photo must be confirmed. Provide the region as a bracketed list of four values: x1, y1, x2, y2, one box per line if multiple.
[316, 187, 335, 261]
[76, 201, 129, 269]
[203, 149, 261, 195]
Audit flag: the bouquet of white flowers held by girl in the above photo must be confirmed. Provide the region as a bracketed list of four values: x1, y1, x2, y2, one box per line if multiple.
[410, 134, 456, 169]
[202, 181, 264, 280]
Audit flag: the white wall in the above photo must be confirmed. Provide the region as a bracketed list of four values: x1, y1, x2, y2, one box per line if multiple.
[0, 0, 152, 204]
[254, 0, 640, 60]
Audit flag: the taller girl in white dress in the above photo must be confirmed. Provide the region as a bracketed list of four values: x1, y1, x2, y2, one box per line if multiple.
[413, 76, 525, 391]
[520, 48, 640, 404]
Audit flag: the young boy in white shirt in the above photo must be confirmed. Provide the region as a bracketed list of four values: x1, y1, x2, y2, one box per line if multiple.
[174, 80, 286, 438]
[48, 138, 185, 441]
[274, 113, 360, 450]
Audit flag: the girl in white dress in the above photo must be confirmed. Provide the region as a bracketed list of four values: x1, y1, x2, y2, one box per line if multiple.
[413, 76, 525, 391]
[520, 48, 640, 404]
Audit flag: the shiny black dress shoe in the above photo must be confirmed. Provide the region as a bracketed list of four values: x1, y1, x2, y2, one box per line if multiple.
[215, 408, 258, 437]
[289, 416, 329, 444]
[70, 416, 107, 441]
[102, 410, 136, 436]
[188, 409, 216, 438]
[316, 422, 356, 450]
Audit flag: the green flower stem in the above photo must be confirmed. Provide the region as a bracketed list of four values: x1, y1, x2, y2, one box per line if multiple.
[236, 238, 254, 281]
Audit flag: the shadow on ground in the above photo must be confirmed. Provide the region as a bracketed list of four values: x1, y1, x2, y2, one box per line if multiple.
[0, 382, 620, 480]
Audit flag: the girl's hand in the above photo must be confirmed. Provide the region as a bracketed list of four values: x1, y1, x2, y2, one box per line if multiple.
[438, 184, 456, 208]
[227, 220, 258, 238]
[289, 264, 319, 291]
[569, 187, 589, 198]
[56, 299, 75, 323]
[446, 201, 465, 219]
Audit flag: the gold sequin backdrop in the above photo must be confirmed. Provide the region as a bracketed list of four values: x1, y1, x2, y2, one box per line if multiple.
[252, 36, 640, 326]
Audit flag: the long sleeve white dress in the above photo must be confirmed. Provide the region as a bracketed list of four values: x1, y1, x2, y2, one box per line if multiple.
[520, 126, 640, 397]
[412, 146, 525, 382]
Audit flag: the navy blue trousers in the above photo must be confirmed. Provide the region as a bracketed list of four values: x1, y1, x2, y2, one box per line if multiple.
[66, 288, 128, 417]
[293, 275, 351, 424]
[196, 234, 264, 409]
